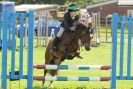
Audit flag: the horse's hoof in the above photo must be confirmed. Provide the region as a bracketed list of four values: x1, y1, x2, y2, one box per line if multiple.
[77, 55, 83, 59]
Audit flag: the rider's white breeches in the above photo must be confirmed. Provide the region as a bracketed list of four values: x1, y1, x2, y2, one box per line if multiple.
[57, 27, 65, 38]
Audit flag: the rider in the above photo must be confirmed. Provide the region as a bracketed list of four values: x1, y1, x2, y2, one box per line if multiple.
[52, 3, 83, 59]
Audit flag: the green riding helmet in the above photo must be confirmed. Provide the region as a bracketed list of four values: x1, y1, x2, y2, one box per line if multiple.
[68, 5, 79, 11]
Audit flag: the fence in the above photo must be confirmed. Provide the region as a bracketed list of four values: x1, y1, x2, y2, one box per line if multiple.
[1, 10, 133, 89]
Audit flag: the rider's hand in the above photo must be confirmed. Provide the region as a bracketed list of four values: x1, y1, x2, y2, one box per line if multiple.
[70, 27, 76, 31]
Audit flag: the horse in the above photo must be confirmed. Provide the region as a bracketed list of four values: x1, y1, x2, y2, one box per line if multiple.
[42, 21, 94, 87]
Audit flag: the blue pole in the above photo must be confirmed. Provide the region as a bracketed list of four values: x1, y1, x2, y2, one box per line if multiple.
[2, 10, 8, 89]
[27, 10, 34, 89]
[119, 16, 125, 78]
[11, 12, 16, 75]
[0, 20, 2, 47]
[127, 17, 132, 79]
[111, 13, 118, 89]
[19, 13, 25, 77]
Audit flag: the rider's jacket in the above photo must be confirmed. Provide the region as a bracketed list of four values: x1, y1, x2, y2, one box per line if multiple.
[61, 11, 79, 30]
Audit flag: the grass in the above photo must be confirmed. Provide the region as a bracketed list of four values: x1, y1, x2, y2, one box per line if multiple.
[5, 42, 111, 89]
[1, 28, 133, 89]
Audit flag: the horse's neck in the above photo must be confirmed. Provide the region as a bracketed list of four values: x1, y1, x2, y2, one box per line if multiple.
[81, 33, 85, 45]
[72, 31, 80, 43]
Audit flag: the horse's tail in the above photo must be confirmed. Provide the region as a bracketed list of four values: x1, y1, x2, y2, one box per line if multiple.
[45, 38, 54, 64]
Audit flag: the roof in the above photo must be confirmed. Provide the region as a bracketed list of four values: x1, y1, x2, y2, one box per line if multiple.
[86, 0, 117, 9]
[15, 4, 58, 12]
[118, 0, 133, 6]
[0, 1, 15, 4]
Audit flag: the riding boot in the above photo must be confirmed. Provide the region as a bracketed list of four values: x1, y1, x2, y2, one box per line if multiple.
[52, 36, 60, 52]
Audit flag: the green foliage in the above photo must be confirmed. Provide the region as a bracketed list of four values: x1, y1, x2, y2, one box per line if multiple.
[11, 0, 109, 7]
[14, 0, 94, 6]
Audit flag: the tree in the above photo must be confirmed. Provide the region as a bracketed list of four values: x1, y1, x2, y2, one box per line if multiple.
[14, 0, 94, 5]
[26, 0, 33, 4]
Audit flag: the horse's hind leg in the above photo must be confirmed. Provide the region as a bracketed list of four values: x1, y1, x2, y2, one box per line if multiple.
[48, 58, 61, 87]
[47, 70, 58, 88]
[41, 69, 48, 88]
[43, 59, 57, 87]
[41, 58, 53, 87]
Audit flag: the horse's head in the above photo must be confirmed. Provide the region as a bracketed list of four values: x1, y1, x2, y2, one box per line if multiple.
[83, 26, 94, 51]
[74, 21, 94, 51]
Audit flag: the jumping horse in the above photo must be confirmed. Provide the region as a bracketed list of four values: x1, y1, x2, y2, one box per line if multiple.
[42, 21, 94, 87]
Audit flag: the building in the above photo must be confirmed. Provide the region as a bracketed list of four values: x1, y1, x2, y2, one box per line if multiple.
[15, 4, 58, 17]
[86, 0, 133, 18]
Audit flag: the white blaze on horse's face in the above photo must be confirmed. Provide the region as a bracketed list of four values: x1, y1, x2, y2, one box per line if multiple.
[88, 29, 93, 37]
[90, 33, 93, 38]
[84, 28, 94, 51]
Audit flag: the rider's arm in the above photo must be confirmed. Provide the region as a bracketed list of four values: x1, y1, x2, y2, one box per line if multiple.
[75, 14, 80, 21]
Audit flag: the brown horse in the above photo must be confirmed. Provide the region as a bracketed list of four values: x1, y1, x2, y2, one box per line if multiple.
[42, 21, 93, 87]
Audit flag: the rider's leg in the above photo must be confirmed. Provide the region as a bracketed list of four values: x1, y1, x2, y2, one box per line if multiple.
[52, 27, 65, 51]
[57, 27, 65, 38]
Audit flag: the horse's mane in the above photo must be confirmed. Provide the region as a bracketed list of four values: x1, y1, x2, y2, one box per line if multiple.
[75, 22, 88, 31]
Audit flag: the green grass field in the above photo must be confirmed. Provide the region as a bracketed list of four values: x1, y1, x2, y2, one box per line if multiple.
[1, 28, 133, 89]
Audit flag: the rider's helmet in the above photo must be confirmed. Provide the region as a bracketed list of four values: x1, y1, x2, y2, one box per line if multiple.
[68, 3, 79, 12]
